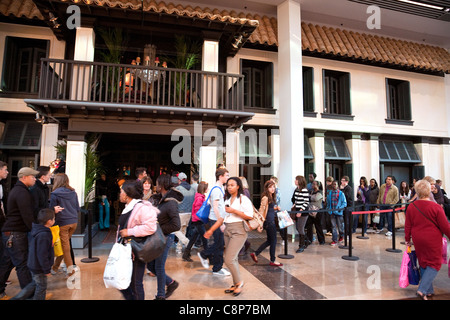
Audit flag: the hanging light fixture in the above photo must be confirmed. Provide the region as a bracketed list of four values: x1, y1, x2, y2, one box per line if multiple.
[232, 35, 243, 49]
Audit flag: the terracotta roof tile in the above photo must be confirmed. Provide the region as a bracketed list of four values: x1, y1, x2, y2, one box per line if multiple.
[2, 0, 448, 73]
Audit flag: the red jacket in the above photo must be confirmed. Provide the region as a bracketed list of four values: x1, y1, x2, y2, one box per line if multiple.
[405, 200, 450, 271]
[191, 193, 205, 223]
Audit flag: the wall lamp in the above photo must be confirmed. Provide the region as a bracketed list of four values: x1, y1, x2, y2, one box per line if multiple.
[231, 35, 243, 49]
[49, 12, 61, 28]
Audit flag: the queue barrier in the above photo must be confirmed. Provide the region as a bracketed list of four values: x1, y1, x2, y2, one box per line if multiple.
[284, 202, 412, 261]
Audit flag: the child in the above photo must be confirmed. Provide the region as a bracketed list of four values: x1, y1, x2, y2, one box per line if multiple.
[11, 208, 55, 300]
[182, 181, 209, 262]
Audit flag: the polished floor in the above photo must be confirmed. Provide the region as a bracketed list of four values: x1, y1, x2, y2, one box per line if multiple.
[2, 226, 449, 301]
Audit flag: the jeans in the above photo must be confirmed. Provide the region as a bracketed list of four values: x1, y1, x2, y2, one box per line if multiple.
[147, 234, 174, 298]
[418, 266, 438, 295]
[98, 197, 110, 229]
[185, 221, 208, 252]
[11, 272, 47, 300]
[377, 205, 393, 232]
[0, 232, 32, 292]
[352, 203, 369, 234]
[255, 221, 277, 262]
[120, 258, 146, 300]
[200, 219, 224, 272]
[330, 214, 344, 242]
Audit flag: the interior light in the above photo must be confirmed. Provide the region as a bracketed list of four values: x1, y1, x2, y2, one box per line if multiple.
[397, 0, 444, 10]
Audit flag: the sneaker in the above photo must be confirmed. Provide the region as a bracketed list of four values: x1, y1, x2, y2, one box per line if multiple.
[270, 261, 283, 266]
[213, 268, 231, 276]
[165, 280, 179, 299]
[376, 229, 383, 234]
[338, 237, 344, 242]
[330, 241, 337, 246]
[385, 231, 392, 236]
[197, 252, 210, 269]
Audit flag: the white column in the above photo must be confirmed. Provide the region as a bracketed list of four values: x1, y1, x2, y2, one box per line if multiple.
[415, 142, 430, 176]
[66, 140, 87, 206]
[369, 134, 380, 182]
[225, 130, 240, 178]
[199, 146, 217, 189]
[441, 143, 450, 191]
[277, 0, 303, 210]
[202, 40, 219, 108]
[347, 133, 362, 197]
[71, 27, 95, 101]
[270, 131, 281, 178]
[310, 131, 325, 186]
[40, 123, 59, 166]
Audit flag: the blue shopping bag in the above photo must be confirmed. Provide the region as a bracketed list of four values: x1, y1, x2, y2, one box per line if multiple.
[407, 250, 421, 285]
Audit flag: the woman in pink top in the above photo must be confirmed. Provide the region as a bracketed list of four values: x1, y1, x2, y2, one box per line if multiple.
[182, 182, 209, 262]
[117, 180, 158, 300]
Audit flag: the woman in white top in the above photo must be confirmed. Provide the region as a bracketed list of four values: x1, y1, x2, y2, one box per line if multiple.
[204, 177, 253, 296]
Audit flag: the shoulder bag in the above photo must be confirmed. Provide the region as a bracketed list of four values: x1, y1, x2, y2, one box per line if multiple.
[128, 222, 167, 263]
[196, 186, 223, 224]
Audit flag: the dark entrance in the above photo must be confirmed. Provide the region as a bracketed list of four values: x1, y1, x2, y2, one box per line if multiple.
[97, 133, 192, 183]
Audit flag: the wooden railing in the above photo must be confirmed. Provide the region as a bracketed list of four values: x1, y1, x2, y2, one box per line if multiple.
[38, 58, 244, 111]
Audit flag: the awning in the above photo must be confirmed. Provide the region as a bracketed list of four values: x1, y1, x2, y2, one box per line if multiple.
[324, 137, 351, 160]
[0, 121, 41, 150]
[379, 140, 421, 163]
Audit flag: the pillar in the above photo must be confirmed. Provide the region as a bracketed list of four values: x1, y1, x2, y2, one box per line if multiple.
[347, 133, 362, 197]
[199, 146, 218, 189]
[65, 134, 87, 206]
[369, 134, 380, 182]
[71, 27, 95, 101]
[40, 123, 59, 166]
[310, 130, 326, 186]
[226, 130, 240, 178]
[277, 0, 304, 210]
[202, 33, 220, 109]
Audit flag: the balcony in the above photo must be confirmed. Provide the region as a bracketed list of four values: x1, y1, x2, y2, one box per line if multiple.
[25, 59, 253, 127]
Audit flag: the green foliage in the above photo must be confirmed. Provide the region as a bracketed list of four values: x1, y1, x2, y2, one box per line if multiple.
[83, 134, 103, 209]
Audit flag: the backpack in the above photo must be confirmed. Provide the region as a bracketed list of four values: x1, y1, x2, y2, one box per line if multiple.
[195, 186, 224, 224]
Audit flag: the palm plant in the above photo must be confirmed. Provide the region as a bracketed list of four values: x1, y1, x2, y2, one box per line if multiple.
[83, 133, 103, 209]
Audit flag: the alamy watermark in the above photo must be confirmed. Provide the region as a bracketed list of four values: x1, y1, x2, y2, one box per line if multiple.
[366, 5, 381, 30]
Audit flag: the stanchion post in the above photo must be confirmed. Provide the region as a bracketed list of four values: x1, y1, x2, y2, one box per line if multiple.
[278, 213, 294, 259]
[81, 208, 100, 263]
[342, 208, 359, 261]
[386, 207, 402, 253]
[357, 204, 369, 239]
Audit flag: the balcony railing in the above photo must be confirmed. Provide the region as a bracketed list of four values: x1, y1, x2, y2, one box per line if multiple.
[38, 58, 244, 111]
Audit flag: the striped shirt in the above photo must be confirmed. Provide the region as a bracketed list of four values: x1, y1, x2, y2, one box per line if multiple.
[291, 188, 310, 212]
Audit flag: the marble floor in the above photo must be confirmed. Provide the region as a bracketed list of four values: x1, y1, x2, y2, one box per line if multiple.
[2, 227, 449, 301]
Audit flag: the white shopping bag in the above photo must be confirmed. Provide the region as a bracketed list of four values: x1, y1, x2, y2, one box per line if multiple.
[277, 210, 294, 229]
[103, 242, 132, 290]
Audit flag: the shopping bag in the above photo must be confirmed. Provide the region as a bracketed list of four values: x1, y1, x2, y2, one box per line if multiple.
[407, 250, 421, 285]
[442, 237, 448, 264]
[103, 241, 133, 290]
[372, 213, 380, 224]
[196, 186, 223, 224]
[395, 211, 406, 228]
[399, 250, 410, 288]
[277, 210, 294, 229]
[50, 225, 63, 257]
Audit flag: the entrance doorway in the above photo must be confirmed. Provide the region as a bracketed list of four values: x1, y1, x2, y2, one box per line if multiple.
[97, 133, 192, 183]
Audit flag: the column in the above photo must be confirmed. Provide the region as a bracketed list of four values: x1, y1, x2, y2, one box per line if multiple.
[277, 0, 304, 210]
[310, 130, 325, 186]
[199, 146, 217, 189]
[202, 33, 220, 109]
[40, 123, 59, 166]
[347, 133, 362, 197]
[369, 134, 380, 182]
[414, 142, 430, 176]
[225, 130, 240, 178]
[65, 134, 87, 206]
[441, 141, 450, 191]
[71, 27, 95, 101]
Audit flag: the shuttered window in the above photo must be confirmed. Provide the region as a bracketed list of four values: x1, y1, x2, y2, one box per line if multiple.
[0, 121, 42, 149]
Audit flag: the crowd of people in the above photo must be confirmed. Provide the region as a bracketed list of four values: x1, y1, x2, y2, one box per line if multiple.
[0, 159, 449, 300]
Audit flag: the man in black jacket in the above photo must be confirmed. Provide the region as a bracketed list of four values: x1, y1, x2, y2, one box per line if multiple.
[30, 166, 51, 220]
[0, 167, 38, 300]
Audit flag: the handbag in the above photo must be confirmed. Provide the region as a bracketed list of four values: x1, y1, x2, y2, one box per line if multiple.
[103, 240, 133, 290]
[243, 204, 265, 232]
[399, 250, 410, 288]
[308, 204, 319, 218]
[395, 211, 406, 228]
[50, 225, 63, 257]
[442, 237, 448, 264]
[407, 250, 421, 285]
[196, 186, 223, 224]
[277, 210, 294, 229]
[128, 222, 167, 263]
[372, 212, 380, 224]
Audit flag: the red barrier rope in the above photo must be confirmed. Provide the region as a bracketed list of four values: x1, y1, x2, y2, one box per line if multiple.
[352, 206, 406, 215]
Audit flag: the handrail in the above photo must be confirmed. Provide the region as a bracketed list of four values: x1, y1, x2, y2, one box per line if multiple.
[38, 58, 244, 111]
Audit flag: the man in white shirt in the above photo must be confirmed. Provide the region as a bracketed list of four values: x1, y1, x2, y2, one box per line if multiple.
[198, 167, 230, 276]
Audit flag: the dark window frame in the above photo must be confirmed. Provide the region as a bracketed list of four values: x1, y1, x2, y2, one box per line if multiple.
[241, 59, 274, 113]
[385, 78, 413, 125]
[322, 69, 352, 119]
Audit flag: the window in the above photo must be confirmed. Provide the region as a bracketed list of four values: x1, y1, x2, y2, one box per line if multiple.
[0, 121, 42, 150]
[242, 60, 273, 111]
[1, 37, 49, 94]
[303, 67, 314, 112]
[324, 137, 351, 160]
[386, 78, 412, 122]
[323, 70, 351, 116]
[379, 141, 420, 163]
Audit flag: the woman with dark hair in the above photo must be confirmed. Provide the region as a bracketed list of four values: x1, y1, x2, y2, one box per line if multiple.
[251, 180, 283, 266]
[117, 179, 158, 300]
[291, 175, 310, 253]
[204, 177, 253, 297]
[148, 174, 182, 300]
[49, 173, 79, 276]
[368, 178, 379, 230]
[355, 176, 370, 234]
